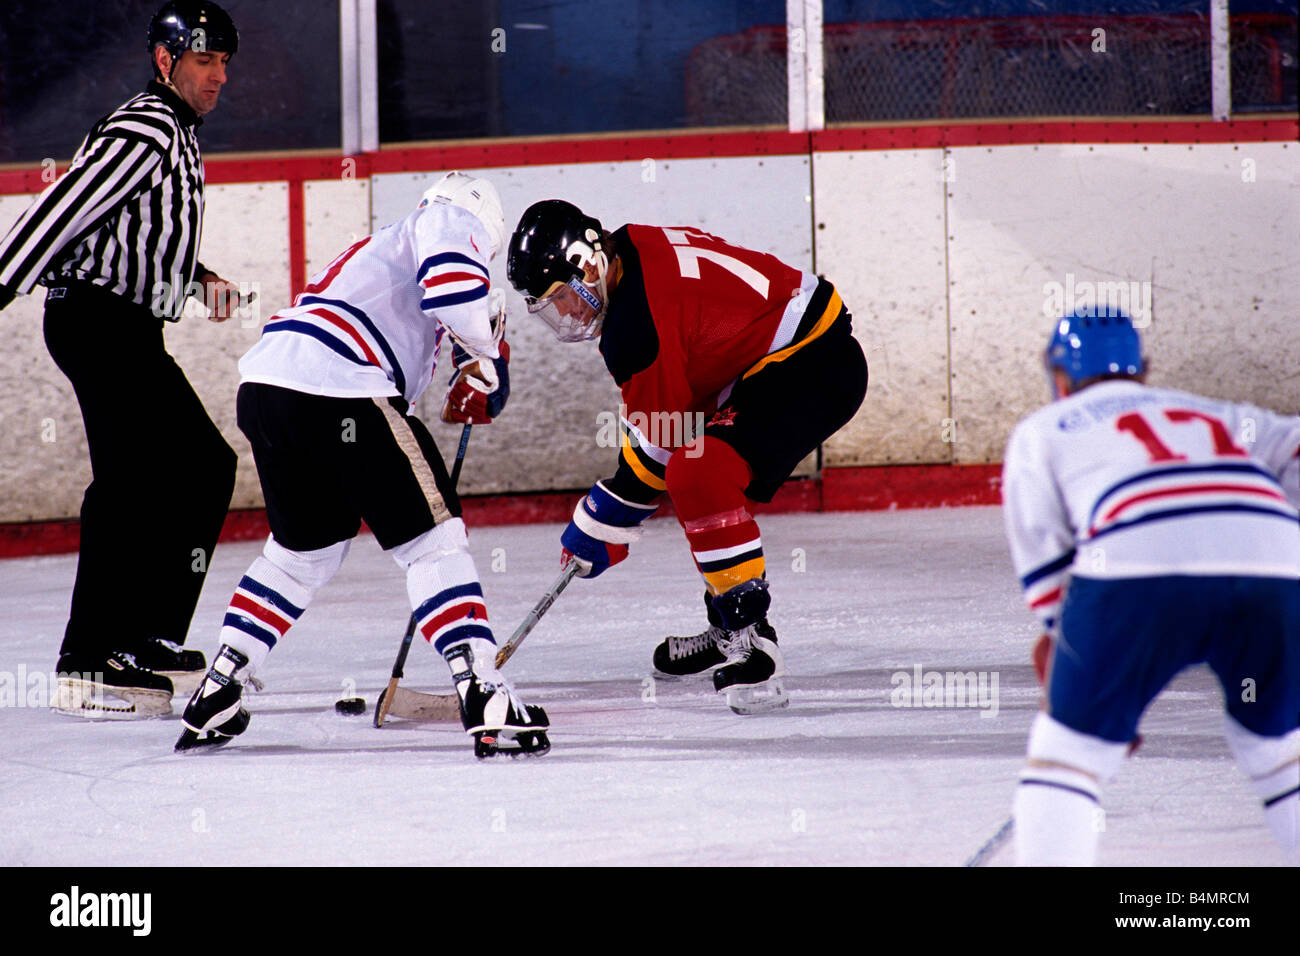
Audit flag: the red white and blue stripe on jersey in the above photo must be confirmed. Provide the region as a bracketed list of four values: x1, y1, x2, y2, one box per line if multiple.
[414, 582, 493, 654]
[262, 294, 408, 397]
[1085, 462, 1297, 541]
[418, 252, 489, 313]
[222, 575, 305, 650]
[1019, 550, 1075, 630]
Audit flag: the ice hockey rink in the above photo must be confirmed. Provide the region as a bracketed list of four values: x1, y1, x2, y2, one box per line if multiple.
[0, 505, 1287, 868]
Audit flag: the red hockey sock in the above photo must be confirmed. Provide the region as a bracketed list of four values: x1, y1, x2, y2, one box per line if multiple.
[666, 437, 764, 594]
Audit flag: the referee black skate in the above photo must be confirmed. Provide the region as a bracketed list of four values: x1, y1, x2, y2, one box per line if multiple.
[0, 2, 244, 718]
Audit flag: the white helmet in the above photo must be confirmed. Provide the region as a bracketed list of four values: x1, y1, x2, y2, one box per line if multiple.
[420, 172, 506, 260]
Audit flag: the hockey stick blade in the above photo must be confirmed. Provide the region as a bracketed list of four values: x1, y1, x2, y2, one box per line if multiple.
[494, 562, 581, 669]
[964, 817, 1014, 867]
[377, 684, 461, 723]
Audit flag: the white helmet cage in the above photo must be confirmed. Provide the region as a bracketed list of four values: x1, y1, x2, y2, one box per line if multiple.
[420, 172, 507, 260]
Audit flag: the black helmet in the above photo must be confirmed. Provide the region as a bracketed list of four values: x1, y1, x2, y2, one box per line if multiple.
[507, 200, 607, 302]
[148, 1, 239, 78]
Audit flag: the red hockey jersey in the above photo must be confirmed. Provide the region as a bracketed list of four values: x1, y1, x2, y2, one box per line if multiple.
[600, 224, 829, 471]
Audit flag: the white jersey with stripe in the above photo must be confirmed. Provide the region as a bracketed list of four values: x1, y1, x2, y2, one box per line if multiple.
[239, 202, 499, 406]
[1002, 380, 1300, 630]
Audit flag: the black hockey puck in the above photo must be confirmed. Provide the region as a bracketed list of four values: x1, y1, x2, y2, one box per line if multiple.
[335, 697, 366, 715]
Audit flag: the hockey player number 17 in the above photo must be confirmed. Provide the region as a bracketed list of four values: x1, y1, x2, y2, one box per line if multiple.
[662, 228, 770, 298]
[1115, 409, 1249, 462]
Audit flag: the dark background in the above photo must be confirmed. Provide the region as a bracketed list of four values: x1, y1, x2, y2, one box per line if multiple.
[0, 0, 1294, 163]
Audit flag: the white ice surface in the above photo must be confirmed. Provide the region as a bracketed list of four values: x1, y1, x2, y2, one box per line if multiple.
[0, 507, 1287, 866]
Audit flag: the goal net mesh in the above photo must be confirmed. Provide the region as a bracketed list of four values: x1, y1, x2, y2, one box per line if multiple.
[685, 14, 1297, 126]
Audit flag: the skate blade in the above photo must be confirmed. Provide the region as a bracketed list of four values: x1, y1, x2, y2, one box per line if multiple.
[724, 679, 789, 715]
[652, 668, 718, 683]
[53, 678, 172, 719]
[473, 730, 551, 759]
[174, 729, 237, 753]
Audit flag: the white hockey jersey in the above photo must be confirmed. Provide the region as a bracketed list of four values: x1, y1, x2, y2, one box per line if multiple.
[239, 202, 500, 406]
[1002, 380, 1300, 630]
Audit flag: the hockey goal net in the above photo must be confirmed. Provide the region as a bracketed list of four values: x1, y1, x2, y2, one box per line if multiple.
[685, 14, 1297, 125]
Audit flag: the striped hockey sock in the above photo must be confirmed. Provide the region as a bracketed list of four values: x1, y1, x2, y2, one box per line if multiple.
[407, 548, 494, 655]
[667, 437, 765, 595]
[1013, 766, 1104, 866]
[1253, 761, 1300, 864]
[220, 557, 310, 672]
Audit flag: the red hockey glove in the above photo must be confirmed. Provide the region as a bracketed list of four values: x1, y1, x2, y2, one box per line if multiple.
[442, 339, 510, 424]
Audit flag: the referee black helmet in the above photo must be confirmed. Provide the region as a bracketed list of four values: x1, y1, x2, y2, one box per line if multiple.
[148, 1, 239, 79]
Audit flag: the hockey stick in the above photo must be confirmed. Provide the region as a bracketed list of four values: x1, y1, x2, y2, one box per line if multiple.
[373, 612, 421, 727]
[964, 817, 1013, 867]
[378, 564, 580, 722]
[449, 424, 471, 488]
[373, 424, 473, 728]
[494, 561, 581, 669]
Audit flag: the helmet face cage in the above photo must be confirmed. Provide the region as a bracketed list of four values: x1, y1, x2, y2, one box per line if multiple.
[148, 1, 239, 79]
[1044, 310, 1144, 397]
[526, 275, 606, 342]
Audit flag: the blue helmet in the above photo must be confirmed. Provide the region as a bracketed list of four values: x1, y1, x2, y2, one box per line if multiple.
[1044, 309, 1144, 395]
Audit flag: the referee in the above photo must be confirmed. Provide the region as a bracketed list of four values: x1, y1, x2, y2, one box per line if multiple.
[0, 1, 242, 718]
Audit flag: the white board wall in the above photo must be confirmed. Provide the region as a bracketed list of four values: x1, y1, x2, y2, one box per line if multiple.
[1, 141, 1294, 522]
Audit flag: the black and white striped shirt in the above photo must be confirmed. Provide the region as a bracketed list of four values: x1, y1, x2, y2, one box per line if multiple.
[0, 82, 206, 320]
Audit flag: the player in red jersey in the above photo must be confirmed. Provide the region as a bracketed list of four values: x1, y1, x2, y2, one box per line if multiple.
[507, 200, 867, 713]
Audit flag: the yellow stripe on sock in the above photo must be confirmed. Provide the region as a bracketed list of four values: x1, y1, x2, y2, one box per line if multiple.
[703, 557, 767, 595]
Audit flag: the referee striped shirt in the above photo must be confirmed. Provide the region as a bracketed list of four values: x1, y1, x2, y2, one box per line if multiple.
[0, 82, 206, 320]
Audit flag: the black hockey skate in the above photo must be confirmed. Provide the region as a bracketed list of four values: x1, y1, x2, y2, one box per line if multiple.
[54, 649, 174, 719]
[652, 625, 727, 678]
[135, 637, 207, 697]
[445, 643, 550, 759]
[175, 645, 252, 752]
[652, 591, 727, 678]
[712, 621, 788, 715]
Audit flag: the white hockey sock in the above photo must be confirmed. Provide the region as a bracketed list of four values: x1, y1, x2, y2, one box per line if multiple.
[1013, 766, 1103, 866]
[1253, 762, 1300, 864]
[1223, 718, 1300, 864]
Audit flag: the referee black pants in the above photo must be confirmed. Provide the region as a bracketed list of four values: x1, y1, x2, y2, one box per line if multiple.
[43, 282, 236, 659]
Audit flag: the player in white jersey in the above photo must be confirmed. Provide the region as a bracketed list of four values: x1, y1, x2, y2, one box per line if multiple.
[1002, 310, 1299, 865]
[175, 173, 550, 758]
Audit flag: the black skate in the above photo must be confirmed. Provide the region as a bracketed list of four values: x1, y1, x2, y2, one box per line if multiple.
[54, 650, 174, 719]
[175, 646, 252, 752]
[446, 643, 550, 759]
[652, 625, 727, 678]
[652, 591, 727, 678]
[135, 637, 207, 697]
[712, 621, 788, 715]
